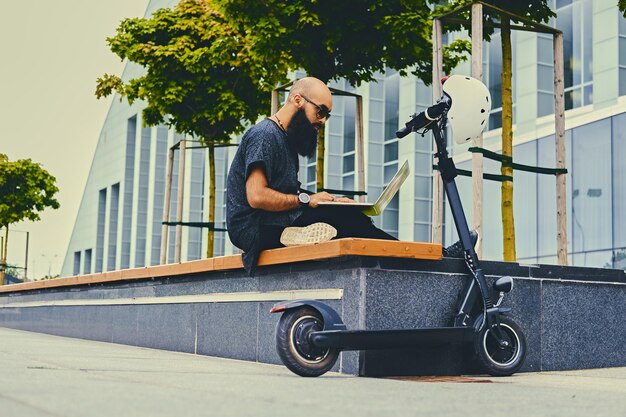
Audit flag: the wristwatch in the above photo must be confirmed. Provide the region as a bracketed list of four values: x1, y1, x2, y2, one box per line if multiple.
[298, 192, 310, 206]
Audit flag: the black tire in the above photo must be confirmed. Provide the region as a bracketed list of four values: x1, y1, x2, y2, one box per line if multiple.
[276, 307, 339, 377]
[474, 316, 527, 376]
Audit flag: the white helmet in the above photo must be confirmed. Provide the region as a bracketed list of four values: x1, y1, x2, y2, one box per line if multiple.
[442, 75, 491, 144]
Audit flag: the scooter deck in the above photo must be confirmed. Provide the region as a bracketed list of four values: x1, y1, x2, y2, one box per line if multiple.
[310, 326, 475, 351]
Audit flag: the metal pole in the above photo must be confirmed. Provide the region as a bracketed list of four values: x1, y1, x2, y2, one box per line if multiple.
[355, 95, 366, 203]
[554, 32, 568, 265]
[24, 231, 29, 280]
[160, 146, 175, 264]
[431, 18, 444, 244]
[174, 139, 186, 263]
[471, 2, 484, 257]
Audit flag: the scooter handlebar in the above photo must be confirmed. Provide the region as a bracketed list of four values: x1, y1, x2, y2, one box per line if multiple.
[395, 100, 450, 138]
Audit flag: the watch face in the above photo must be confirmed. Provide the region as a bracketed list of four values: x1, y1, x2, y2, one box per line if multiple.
[299, 193, 310, 204]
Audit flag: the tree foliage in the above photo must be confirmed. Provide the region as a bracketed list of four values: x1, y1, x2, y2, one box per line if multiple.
[96, 0, 290, 142]
[96, 0, 295, 257]
[215, 0, 470, 85]
[435, 1, 555, 37]
[0, 155, 60, 229]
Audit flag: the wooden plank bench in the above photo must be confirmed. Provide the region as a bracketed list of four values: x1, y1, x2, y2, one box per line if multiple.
[0, 239, 441, 294]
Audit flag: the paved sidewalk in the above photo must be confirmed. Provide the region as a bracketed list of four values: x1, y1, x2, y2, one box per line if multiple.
[1, 327, 625, 417]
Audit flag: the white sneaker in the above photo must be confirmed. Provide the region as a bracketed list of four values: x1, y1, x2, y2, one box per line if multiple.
[279, 222, 338, 247]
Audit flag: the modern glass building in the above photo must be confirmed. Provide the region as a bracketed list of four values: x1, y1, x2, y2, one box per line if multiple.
[61, 0, 626, 276]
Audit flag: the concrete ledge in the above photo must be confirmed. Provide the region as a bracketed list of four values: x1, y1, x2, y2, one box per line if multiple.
[1, 245, 625, 377]
[0, 239, 441, 294]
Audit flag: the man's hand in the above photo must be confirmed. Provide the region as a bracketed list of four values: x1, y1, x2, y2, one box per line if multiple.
[309, 192, 355, 208]
[246, 165, 356, 211]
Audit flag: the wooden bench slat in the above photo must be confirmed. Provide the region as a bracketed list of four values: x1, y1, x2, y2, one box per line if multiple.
[0, 239, 441, 293]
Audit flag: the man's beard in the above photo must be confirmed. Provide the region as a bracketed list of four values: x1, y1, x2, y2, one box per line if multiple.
[286, 108, 319, 158]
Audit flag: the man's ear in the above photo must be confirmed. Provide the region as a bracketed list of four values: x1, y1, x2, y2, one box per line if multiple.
[292, 93, 303, 108]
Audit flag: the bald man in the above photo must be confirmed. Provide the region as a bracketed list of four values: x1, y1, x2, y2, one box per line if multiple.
[226, 77, 396, 274]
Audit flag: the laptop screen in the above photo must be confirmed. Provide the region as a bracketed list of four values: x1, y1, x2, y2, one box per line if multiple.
[362, 160, 410, 216]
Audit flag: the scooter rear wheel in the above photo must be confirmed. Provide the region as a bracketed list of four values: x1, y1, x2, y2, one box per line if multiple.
[474, 316, 527, 376]
[276, 307, 339, 377]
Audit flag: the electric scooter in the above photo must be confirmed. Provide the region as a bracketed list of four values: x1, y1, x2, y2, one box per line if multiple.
[270, 75, 527, 377]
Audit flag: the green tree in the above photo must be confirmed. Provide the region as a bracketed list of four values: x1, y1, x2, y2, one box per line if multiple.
[438, 1, 554, 261]
[96, 0, 290, 258]
[215, 0, 469, 191]
[0, 154, 60, 285]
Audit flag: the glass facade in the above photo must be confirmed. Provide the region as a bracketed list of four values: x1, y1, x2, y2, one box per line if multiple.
[449, 113, 625, 269]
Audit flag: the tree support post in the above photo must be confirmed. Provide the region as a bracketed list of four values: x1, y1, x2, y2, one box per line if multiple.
[175, 140, 187, 263]
[0, 227, 8, 286]
[471, 2, 484, 257]
[554, 32, 568, 266]
[356, 96, 366, 203]
[24, 231, 29, 281]
[160, 145, 175, 264]
[431, 18, 444, 245]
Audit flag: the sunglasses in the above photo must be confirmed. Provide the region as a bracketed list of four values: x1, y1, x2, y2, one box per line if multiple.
[301, 95, 331, 120]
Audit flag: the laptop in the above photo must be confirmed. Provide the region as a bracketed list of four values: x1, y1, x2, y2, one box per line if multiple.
[317, 160, 409, 216]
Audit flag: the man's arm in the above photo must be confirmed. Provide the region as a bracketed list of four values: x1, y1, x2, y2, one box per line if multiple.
[246, 165, 340, 211]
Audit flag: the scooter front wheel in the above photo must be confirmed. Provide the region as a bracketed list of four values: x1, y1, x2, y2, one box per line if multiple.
[474, 316, 527, 376]
[276, 307, 339, 377]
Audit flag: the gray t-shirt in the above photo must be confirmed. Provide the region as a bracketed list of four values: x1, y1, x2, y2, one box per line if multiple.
[226, 119, 303, 272]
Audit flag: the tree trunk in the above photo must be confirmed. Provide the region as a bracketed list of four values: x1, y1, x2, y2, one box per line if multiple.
[316, 126, 325, 191]
[501, 18, 516, 261]
[206, 144, 216, 258]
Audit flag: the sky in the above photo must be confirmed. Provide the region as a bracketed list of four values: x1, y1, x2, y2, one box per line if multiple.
[0, 0, 149, 278]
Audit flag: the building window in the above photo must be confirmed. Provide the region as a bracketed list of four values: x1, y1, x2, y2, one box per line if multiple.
[83, 249, 92, 275]
[556, 0, 593, 110]
[303, 155, 316, 192]
[187, 145, 205, 261]
[95, 188, 106, 273]
[342, 93, 356, 192]
[381, 71, 400, 237]
[134, 126, 151, 267]
[107, 183, 119, 271]
[537, 34, 555, 117]
[121, 115, 137, 269]
[73, 251, 81, 276]
[619, 12, 626, 96]
[213, 146, 229, 257]
[151, 125, 169, 265]
[168, 133, 183, 264]
[571, 119, 612, 262]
